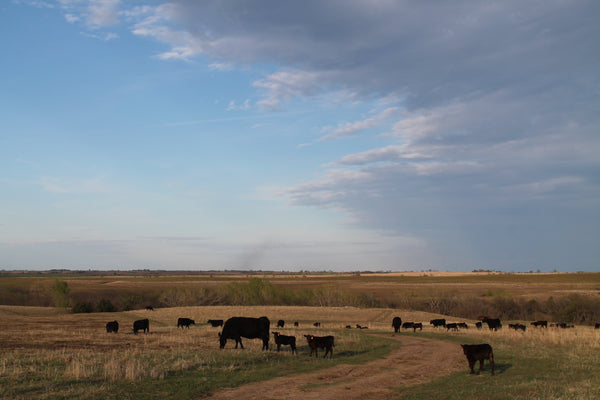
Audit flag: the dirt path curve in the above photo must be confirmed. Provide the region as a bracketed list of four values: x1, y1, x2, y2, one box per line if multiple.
[204, 335, 465, 400]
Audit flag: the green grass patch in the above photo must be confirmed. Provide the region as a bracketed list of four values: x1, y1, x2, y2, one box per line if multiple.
[393, 331, 600, 400]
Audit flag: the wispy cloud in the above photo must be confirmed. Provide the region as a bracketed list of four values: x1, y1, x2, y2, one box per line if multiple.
[226, 99, 251, 111]
[319, 107, 400, 141]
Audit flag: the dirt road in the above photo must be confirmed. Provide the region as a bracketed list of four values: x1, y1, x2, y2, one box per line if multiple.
[205, 335, 465, 400]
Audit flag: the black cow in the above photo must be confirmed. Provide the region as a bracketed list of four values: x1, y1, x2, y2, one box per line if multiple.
[552, 322, 574, 329]
[392, 316, 402, 333]
[458, 322, 469, 329]
[219, 316, 270, 350]
[595, 323, 600, 329]
[509, 323, 526, 332]
[356, 324, 368, 329]
[402, 322, 414, 329]
[446, 323, 459, 331]
[277, 319, 285, 328]
[461, 344, 495, 375]
[313, 322, 321, 327]
[531, 320, 548, 328]
[177, 317, 195, 329]
[475, 322, 482, 329]
[430, 318, 446, 328]
[272, 332, 296, 354]
[482, 317, 502, 331]
[145, 306, 154, 311]
[412, 322, 423, 332]
[345, 325, 352, 329]
[294, 321, 299, 327]
[106, 320, 119, 333]
[133, 318, 149, 334]
[207, 319, 224, 327]
[304, 334, 334, 358]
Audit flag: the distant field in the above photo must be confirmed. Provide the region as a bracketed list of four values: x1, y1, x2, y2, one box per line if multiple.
[2, 270, 599, 302]
[0, 304, 598, 399]
[1, 271, 599, 324]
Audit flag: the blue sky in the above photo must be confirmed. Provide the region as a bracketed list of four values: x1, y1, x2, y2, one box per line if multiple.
[1, 0, 599, 271]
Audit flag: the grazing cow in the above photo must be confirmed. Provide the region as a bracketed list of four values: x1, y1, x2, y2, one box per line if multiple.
[145, 306, 154, 311]
[458, 322, 469, 329]
[446, 323, 459, 331]
[356, 324, 368, 329]
[277, 320, 285, 328]
[595, 323, 600, 329]
[551, 322, 574, 328]
[346, 325, 352, 329]
[475, 322, 482, 329]
[219, 316, 270, 350]
[430, 318, 446, 328]
[461, 344, 495, 375]
[106, 320, 119, 333]
[177, 317, 195, 329]
[207, 319, 224, 327]
[272, 332, 296, 354]
[392, 316, 402, 333]
[509, 323, 527, 332]
[482, 317, 502, 331]
[531, 320, 548, 328]
[304, 334, 334, 358]
[313, 322, 321, 327]
[294, 321, 299, 327]
[412, 322, 423, 332]
[402, 322, 414, 330]
[133, 318, 149, 334]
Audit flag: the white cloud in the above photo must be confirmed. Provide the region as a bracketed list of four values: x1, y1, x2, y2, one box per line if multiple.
[64, 13, 79, 23]
[253, 70, 322, 110]
[334, 145, 433, 166]
[226, 99, 251, 111]
[86, 0, 121, 27]
[319, 107, 400, 141]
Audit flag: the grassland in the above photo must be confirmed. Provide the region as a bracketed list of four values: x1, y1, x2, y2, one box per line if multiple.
[0, 303, 599, 399]
[0, 272, 599, 399]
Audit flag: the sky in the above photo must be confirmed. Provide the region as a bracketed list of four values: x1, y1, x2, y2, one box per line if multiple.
[1, 0, 599, 272]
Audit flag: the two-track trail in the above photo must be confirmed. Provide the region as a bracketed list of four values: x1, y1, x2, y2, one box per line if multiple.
[204, 334, 464, 400]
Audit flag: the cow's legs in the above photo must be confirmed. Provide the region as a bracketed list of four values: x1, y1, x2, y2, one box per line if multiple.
[234, 337, 244, 349]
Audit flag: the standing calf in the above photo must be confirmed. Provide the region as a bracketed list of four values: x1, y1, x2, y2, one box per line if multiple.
[461, 344, 495, 375]
[272, 332, 296, 354]
[304, 334, 334, 358]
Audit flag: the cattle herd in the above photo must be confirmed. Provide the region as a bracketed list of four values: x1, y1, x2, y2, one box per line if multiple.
[104, 313, 599, 376]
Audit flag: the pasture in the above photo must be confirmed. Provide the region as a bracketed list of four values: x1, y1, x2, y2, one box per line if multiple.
[0, 272, 599, 399]
[0, 303, 599, 399]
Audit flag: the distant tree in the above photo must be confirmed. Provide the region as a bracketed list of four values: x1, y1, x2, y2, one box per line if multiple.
[97, 298, 117, 312]
[52, 280, 70, 308]
[71, 301, 94, 313]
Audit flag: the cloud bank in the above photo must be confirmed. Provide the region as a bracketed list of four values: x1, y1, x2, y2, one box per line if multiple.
[31, 0, 600, 269]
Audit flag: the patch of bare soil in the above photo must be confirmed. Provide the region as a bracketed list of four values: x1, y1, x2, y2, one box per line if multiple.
[204, 335, 465, 400]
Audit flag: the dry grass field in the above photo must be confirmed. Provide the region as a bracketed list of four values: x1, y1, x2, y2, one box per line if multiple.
[1, 272, 599, 399]
[0, 302, 599, 399]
